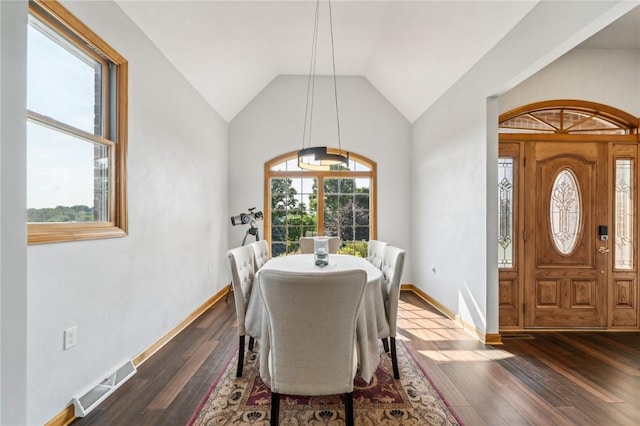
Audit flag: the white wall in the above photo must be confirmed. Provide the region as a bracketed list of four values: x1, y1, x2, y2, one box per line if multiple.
[500, 48, 640, 116]
[229, 75, 412, 281]
[20, 1, 230, 424]
[1, 1, 29, 424]
[410, 0, 636, 337]
[3, 0, 638, 423]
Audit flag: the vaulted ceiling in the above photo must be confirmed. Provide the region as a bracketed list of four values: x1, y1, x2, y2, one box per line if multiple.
[115, 1, 640, 123]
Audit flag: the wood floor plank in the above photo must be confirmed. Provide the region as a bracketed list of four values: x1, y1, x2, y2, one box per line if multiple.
[146, 338, 220, 410]
[553, 333, 640, 376]
[71, 291, 640, 426]
[509, 339, 624, 403]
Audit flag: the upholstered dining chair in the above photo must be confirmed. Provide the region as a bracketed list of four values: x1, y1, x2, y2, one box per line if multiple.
[226, 245, 256, 377]
[258, 268, 367, 426]
[299, 236, 341, 254]
[367, 239, 388, 270]
[298, 236, 314, 254]
[378, 245, 406, 379]
[250, 240, 270, 271]
[327, 236, 341, 253]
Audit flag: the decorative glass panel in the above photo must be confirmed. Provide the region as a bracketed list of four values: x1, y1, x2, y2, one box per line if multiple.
[499, 107, 631, 135]
[615, 159, 633, 269]
[500, 115, 555, 133]
[498, 158, 514, 268]
[567, 115, 619, 133]
[530, 110, 562, 130]
[550, 169, 582, 255]
[558, 111, 590, 130]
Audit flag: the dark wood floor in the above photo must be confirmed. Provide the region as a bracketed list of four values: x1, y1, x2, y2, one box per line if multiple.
[73, 291, 640, 426]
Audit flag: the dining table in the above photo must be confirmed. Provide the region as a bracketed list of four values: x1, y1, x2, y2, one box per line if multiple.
[244, 253, 390, 384]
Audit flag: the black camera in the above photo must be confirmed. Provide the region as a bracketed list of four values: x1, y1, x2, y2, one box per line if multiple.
[230, 207, 263, 226]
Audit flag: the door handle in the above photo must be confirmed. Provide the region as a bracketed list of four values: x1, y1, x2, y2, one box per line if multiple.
[598, 246, 610, 254]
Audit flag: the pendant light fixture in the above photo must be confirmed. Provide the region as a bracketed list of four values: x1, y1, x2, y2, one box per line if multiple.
[297, 0, 349, 171]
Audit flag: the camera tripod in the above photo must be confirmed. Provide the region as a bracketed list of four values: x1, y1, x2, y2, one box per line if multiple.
[225, 220, 260, 302]
[241, 221, 260, 246]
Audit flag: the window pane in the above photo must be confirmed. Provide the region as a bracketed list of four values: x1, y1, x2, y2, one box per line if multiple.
[323, 177, 370, 248]
[498, 158, 514, 268]
[550, 168, 581, 255]
[349, 158, 370, 171]
[615, 159, 634, 270]
[270, 177, 317, 254]
[27, 17, 102, 135]
[27, 121, 110, 222]
[270, 158, 303, 172]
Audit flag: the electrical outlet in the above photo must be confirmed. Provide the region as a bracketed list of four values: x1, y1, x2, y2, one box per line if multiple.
[64, 326, 78, 350]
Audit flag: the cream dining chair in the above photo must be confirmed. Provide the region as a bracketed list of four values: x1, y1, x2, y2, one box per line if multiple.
[258, 268, 367, 426]
[378, 245, 406, 379]
[226, 245, 257, 377]
[299, 236, 341, 254]
[367, 239, 388, 270]
[250, 240, 270, 271]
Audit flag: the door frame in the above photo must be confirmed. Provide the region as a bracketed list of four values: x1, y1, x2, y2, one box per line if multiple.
[498, 100, 640, 330]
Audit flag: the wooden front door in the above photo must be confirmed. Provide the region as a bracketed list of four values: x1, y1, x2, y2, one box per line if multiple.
[523, 141, 608, 327]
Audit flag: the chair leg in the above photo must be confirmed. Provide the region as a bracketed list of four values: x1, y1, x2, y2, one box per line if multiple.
[248, 336, 255, 351]
[345, 392, 354, 426]
[381, 337, 389, 353]
[236, 335, 245, 377]
[271, 392, 280, 426]
[390, 337, 399, 379]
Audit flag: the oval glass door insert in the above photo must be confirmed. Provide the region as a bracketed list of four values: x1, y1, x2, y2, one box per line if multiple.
[550, 168, 582, 255]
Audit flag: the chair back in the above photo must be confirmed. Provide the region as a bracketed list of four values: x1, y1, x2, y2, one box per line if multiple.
[367, 240, 388, 269]
[327, 236, 341, 253]
[299, 237, 315, 254]
[250, 240, 270, 271]
[299, 236, 341, 254]
[380, 245, 406, 336]
[226, 245, 255, 335]
[259, 268, 367, 396]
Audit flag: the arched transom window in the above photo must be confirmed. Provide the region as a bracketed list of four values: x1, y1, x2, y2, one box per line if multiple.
[499, 100, 638, 135]
[265, 150, 377, 257]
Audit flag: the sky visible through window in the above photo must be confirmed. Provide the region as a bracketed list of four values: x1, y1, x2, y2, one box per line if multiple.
[27, 21, 98, 209]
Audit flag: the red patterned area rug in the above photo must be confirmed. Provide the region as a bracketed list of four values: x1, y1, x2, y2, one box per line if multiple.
[188, 341, 462, 425]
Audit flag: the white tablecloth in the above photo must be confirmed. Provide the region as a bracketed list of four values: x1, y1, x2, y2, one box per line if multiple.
[245, 254, 389, 384]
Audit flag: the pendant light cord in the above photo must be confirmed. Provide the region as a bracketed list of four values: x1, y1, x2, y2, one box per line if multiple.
[302, 0, 320, 150]
[301, 0, 342, 154]
[328, 0, 343, 154]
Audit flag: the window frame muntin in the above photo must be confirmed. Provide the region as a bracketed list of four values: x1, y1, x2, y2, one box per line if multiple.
[27, 0, 128, 244]
[265, 150, 377, 252]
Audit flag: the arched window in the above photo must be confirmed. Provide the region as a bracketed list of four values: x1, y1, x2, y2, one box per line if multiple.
[499, 100, 637, 135]
[265, 150, 377, 257]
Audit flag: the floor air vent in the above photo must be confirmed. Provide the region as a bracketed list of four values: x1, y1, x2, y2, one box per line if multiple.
[501, 333, 535, 340]
[72, 359, 136, 417]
